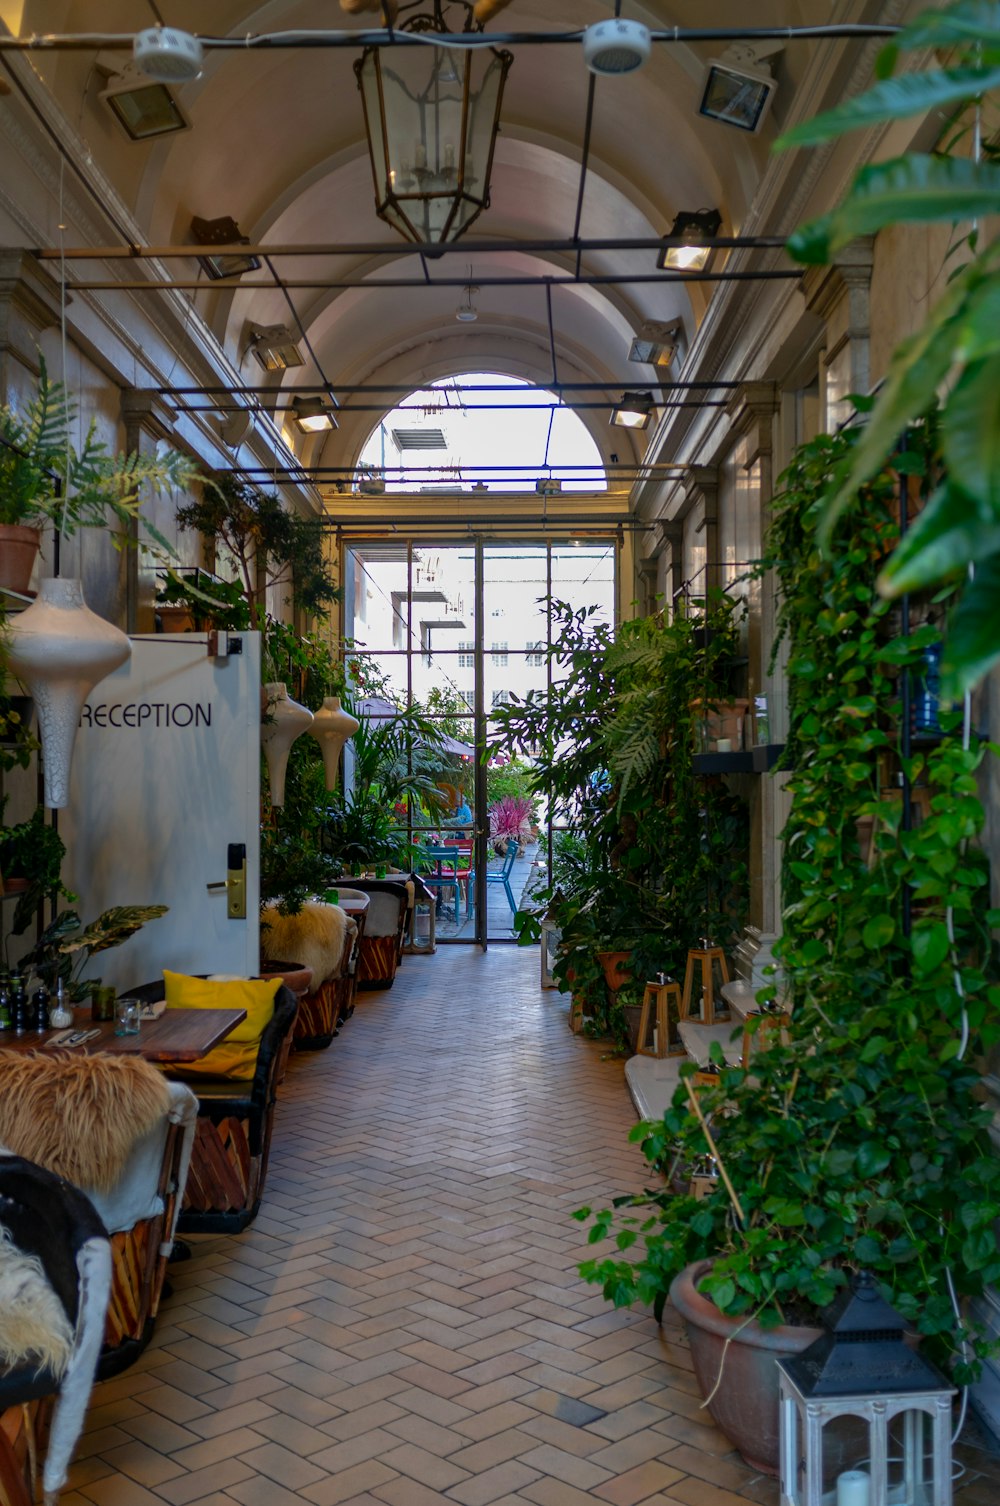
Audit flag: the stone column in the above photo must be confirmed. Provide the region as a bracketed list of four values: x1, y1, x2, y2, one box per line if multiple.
[800, 240, 875, 431]
[0, 249, 62, 394]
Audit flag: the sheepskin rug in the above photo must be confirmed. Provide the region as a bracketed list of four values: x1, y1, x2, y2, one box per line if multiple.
[261, 902, 356, 989]
[0, 1228, 73, 1377]
[0, 1051, 171, 1194]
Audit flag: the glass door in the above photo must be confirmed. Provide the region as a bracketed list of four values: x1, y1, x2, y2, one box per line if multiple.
[342, 538, 617, 946]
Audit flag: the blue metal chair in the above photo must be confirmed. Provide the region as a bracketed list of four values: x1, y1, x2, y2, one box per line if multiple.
[468, 838, 520, 915]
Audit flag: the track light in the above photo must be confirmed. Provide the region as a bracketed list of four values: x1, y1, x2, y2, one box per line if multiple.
[133, 27, 203, 83]
[629, 318, 685, 369]
[97, 54, 190, 140]
[656, 209, 723, 273]
[611, 391, 654, 430]
[292, 396, 338, 433]
[699, 48, 778, 134]
[247, 324, 304, 372]
[582, 20, 651, 76]
[191, 216, 261, 280]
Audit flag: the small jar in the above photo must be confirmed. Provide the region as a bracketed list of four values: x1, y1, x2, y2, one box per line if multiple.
[49, 982, 74, 1030]
[92, 984, 116, 1022]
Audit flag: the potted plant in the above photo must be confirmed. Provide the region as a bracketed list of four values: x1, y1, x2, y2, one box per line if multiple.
[175, 473, 339, 620]
[574, 426, 1000, 1472]
[155, 568, 251, 633]
[21, 904, 168, 998]
[0, 804, 76, 940]
[0, 358, 192, 593]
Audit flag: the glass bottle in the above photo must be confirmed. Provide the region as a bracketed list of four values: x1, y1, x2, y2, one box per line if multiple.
[32, 984, 50, 1033]
[12, 974, 28, 1033]
[0, 974, 11, 1032]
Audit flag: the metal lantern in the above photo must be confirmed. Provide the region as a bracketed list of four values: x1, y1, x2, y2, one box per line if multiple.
[777, 1273, 954, 1506]
[355, 0, 513, 244]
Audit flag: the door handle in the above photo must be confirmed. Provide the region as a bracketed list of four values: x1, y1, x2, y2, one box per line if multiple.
[206, 843, 247, 919]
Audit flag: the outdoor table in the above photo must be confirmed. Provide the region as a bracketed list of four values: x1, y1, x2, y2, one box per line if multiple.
[0, 1006, 247, 1063]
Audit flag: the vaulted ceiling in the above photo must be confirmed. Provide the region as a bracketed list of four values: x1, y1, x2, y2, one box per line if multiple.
[0, 1, 898, 479]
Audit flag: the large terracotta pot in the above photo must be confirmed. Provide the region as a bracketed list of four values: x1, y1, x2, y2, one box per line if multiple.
[597, 949, 631, 991]
[0, 524, 41, 595]
[669, 1259, 822, 1474]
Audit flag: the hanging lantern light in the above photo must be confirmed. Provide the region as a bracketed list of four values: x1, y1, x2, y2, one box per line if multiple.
[777, 1272, 954, 1506]
[355, 0, 513, 244]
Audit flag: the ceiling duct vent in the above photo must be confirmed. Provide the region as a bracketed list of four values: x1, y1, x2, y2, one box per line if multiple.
[392, 428, 447, 451]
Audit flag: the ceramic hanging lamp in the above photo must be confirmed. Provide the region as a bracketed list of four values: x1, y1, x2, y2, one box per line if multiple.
[306, 696, 359, 791]
[261, 681, 313, 807]
[5, 577, 131, 808]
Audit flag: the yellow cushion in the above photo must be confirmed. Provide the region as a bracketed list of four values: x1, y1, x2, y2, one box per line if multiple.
[163, 971, 280, 1080]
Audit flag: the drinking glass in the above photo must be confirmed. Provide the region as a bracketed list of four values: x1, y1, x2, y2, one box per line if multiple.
[114, 996, 141, 1036]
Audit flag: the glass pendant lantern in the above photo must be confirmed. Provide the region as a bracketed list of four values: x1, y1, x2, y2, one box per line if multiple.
[355, 0, 513, 244]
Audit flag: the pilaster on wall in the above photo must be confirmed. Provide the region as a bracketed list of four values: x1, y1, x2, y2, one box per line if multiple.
[800, 240, 875, 431]
[680, 468, 719, 597]
[0, 249, 62, 393]
[724, 382, 784, 936]
[121, 389, 183, 634]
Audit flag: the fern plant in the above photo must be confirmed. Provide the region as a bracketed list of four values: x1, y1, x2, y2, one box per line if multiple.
[0, 358, 191, 547]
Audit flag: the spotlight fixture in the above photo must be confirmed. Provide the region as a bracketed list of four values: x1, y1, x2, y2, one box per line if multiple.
[246, 323, 304, 372]
[536, 477, 562, 495]
[656, 208, 723, 273]
[699, 48, 778, 134]
[611, 391, 654, 430]
[582, 19, 651, 76]
[629, 318, 684, 369]
[191, 216, 261, 280]
[292, 396, 338, 433]
[455, 284, 480, 323]
[97, 55, 191, 140]
[213, 410, 255, 449]
[133, 27, 203, 83]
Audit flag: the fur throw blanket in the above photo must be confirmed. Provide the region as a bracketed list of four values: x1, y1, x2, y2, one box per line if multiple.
[0, 1051, 171, 1194]
[339, 1, 513, 23]
[261, 902, 356, 989]
[0, 1228, 73, 1377]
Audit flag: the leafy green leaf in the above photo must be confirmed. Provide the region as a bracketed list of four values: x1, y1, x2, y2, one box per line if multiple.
[897, 2, 1000, 53]
[862, 914, 895, 949]
[794, 156, 1000, 264]
[776, 67, 1000, 149]
[878, 484, 1000, 597]
[942, 354, 1000, 513]
[940, 551, 1000, 695]
[911, 923, 951, 975]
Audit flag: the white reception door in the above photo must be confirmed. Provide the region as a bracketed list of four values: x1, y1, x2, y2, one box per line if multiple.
[63, 633, 261, 990]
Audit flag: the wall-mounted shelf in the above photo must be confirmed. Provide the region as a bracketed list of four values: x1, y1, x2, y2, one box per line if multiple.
[751, 743, 786, 772]
[693, 751, 754, 774]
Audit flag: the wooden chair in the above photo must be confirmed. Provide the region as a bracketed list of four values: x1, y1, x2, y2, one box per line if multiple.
[132, 982, 298, 1235]
[0, 1055, 198, 1380]
[0, 1156, 111, 1506]
[337, 878, 411, 988]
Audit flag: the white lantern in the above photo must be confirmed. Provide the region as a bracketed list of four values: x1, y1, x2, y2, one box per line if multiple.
[305, 695, 359, 791]
[777, 1273, 954, 1506]
[261, 682, 313, 807]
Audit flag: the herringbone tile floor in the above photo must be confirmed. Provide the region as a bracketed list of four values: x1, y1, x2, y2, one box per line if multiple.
[62, 947, 879, 1505]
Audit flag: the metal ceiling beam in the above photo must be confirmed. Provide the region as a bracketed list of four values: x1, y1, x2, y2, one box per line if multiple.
[33, 237, 789, 260]
[50, 271, 801, 292]
[155, 380, 743, 393]
[0, 25, 903, 56]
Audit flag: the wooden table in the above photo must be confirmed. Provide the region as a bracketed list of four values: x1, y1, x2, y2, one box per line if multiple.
[0, 1006, 247, 1063]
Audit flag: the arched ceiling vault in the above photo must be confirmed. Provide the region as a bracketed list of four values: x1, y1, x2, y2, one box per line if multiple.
[2, 0, 877, 487]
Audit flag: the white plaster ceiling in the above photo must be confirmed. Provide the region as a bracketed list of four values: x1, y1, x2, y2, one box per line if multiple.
[2, 1, 883, 470]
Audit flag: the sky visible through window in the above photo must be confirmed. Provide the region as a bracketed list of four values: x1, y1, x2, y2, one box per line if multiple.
[356, 372, 607, 493]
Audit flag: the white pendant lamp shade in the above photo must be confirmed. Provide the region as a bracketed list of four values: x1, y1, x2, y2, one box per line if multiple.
[5, 577, 131, 808]
[261, 681, 313, 807]
[306, 696, 359, 791]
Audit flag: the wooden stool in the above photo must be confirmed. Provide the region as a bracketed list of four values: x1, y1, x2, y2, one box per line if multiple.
[682, 939, 730, 1025]
[636, 978, 683, 1058]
